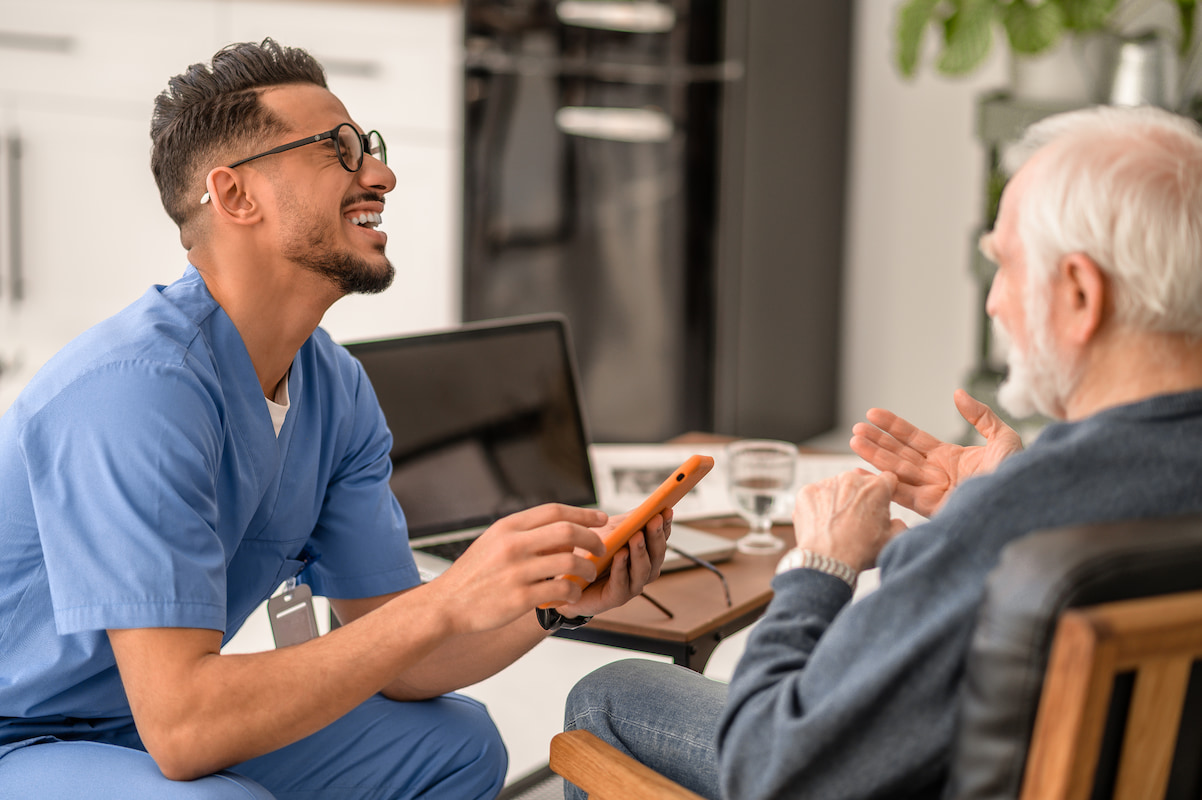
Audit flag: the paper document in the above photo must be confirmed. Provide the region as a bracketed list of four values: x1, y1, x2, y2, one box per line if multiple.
[589, 443, 927, 527]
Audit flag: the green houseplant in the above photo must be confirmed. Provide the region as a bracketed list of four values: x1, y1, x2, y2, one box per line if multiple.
[896, 0, 1196, 78]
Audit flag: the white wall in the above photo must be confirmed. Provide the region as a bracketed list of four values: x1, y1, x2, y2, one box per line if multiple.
[839, 0, 1010, 444]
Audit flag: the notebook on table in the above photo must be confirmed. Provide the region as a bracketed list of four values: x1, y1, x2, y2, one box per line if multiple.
[343, 314, 734, 582]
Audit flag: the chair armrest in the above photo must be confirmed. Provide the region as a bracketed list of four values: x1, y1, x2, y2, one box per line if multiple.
[550, 730, 706, 800]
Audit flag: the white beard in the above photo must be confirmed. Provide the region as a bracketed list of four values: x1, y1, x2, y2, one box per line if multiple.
[993, 316, 1074, 421]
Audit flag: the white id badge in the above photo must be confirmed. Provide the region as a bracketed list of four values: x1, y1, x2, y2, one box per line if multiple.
[267, 582, 319, 648]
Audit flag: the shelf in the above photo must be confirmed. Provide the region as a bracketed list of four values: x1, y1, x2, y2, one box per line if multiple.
[975, 91, 1086, 146]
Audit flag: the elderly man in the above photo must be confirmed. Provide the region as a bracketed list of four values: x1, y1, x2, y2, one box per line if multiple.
[0, 39, 669, 799]
[563, 103, 1202, 799]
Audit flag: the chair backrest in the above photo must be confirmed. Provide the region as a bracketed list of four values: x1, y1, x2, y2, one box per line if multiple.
[1020, 589, 1202, 800]
[946, 514, 1202, 800]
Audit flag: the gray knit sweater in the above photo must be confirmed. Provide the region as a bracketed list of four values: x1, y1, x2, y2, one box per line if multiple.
[717, 390, 1202, 800]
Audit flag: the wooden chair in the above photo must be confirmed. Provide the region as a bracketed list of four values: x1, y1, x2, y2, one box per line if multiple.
[550, 515, 1202, 799]
[1020, 589, 1202, 800]
[550, 729, 705, 800]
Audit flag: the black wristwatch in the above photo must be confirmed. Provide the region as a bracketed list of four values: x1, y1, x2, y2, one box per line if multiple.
[536, 607, 593, 632]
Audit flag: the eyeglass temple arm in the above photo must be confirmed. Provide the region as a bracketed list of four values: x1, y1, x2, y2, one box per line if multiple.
[227, 134, 326, 170]
[666, 544, 733, 607]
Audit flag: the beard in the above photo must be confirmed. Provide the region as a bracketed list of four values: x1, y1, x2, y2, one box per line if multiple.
[279, 192, 396, 296]
[993, 294, 1079, 421]
[287, 242, 395, 296]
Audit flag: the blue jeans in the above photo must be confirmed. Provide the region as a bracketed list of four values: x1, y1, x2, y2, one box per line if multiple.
[0, 693, 506, 799]
[563, 659, 727, 800]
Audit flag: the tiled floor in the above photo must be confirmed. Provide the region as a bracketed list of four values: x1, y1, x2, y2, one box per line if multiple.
[461, 625, 751, 787]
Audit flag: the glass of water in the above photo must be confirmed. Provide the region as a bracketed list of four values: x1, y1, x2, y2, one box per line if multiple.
[726, 439, 798, 555]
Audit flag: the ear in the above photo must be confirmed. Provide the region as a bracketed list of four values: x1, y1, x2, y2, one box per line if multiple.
[202, 167, 262, 225]
[1054, 253, 1108, 346]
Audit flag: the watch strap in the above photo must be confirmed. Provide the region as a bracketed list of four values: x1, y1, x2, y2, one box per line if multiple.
[536, 607, 593, 632]
[776, 547, 859, 589]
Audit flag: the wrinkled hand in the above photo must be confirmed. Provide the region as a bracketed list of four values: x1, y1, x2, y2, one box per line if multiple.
[556, 508, 672, 619]
[849, 389, 1023, 518]
[793, 470, 906, 571]
[430, 504, 609, 635]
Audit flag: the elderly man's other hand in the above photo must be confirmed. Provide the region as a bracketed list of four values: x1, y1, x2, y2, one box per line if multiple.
[792, 470, 906, 571]
[849, 389, 1023, 518]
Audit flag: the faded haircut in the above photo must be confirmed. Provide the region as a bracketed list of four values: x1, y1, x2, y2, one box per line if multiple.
[150, 38, 327, 231]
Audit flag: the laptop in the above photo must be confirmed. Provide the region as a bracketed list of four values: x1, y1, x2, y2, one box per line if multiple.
[344, 315, 734, 582]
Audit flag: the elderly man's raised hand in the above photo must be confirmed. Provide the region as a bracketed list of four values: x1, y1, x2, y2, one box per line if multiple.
[849, 389, 1023, 518]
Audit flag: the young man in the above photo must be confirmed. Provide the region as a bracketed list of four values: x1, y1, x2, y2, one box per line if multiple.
[0, 40, 669, 799]
[564, 104, 1202, 799]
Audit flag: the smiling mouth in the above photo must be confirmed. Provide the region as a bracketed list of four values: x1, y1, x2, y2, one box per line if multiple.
[346, 211, 382, 229]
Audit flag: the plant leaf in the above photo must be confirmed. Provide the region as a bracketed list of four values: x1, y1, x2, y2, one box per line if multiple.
[1178, 0, 1197, 56]
[1058, 0, 1119, 33]
[1002, 0, 1065, 55]
[896, 0, 943, 77]
[937, 0, 997, 75]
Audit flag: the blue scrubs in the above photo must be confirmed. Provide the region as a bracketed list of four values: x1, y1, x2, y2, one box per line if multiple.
[0, 267, 506, 798]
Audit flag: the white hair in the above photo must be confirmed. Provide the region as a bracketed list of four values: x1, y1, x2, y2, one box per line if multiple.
[1004, 105, 1202, 336]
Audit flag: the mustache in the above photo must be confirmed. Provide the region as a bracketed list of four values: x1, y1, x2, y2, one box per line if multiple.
[342, 192, 386, 209]
[991, 318, 1013, 358]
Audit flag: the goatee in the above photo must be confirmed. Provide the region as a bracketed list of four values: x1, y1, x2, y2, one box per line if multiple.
[296, 250, 395, 296]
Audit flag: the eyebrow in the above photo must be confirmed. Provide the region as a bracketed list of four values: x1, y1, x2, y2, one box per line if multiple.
[978, 232, 998, 262]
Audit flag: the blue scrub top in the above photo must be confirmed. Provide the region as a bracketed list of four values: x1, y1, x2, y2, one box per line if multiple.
[0, 266, 420, 728]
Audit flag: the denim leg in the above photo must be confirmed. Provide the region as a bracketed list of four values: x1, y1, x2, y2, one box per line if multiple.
[563, 659, 726, 800]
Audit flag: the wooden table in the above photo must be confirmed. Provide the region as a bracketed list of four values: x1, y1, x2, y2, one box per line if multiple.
[555, 516, 786, 672]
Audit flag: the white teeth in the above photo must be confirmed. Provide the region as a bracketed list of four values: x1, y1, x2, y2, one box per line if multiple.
[348, 211, 382, 228]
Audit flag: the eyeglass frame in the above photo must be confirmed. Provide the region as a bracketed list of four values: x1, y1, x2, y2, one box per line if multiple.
[199, 123, 386, 204]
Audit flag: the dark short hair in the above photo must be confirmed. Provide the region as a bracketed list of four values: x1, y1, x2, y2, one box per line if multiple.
[150, 38, 327, 229]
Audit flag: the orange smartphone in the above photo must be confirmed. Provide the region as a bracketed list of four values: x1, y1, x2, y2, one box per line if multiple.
[561, 453, 715, 591]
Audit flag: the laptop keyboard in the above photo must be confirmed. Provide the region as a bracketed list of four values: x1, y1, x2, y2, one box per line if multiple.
[414, 538, 474, 562]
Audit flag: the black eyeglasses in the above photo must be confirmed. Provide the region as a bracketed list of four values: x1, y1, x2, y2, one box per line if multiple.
[229, 123, 386, 172]
[201, 123, 386, 204]
[638, 546, 733, 621]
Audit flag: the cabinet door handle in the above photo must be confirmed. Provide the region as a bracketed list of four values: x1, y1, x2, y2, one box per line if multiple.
[0, 30, 74, 54]
[554, 106, 673, 143]
[5, 134, 23, 302]
[317, 56, 381, 80]
[556, 1, 676, 34]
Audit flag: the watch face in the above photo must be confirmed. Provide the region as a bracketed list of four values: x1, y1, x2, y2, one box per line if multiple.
[536, 606, 561, 631]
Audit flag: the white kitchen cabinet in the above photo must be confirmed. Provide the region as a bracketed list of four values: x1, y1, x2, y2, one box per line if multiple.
[0, 0, 223, 411]
[0, 0, 464, 411]
[0, 0, 222, 109]
[0, 104, 186, 368]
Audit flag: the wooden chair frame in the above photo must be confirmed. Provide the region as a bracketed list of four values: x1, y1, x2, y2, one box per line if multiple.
[551, 589, 1202, 800]
[1019, 589, 1202, 800]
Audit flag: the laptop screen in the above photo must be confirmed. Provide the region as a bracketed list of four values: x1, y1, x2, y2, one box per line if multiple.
[343, 316, 597, 539]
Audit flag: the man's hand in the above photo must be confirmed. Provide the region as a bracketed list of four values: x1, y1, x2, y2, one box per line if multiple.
[793, 470, 906, 571]
[428, 503, 611, 635]
[849, 389, 1023, 518]
[555, 508, 672, 619]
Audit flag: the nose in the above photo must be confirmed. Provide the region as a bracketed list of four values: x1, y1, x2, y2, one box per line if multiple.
[360, 153, 396, 195]
[985, 259, 1007, 320]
